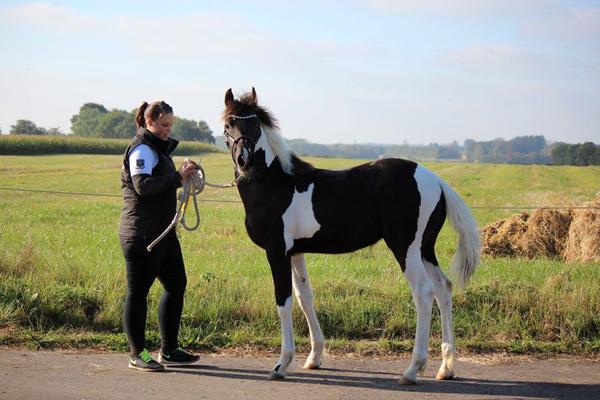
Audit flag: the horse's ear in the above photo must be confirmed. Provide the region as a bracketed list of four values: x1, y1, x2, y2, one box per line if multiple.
[225, 88, 234, 106]
[250, 87, 257, 105]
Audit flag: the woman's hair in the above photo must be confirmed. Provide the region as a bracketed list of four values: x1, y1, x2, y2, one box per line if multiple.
[135, 101, 174, 128]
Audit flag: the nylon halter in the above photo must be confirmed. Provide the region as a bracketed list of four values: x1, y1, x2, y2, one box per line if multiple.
[223, 114, 260, 165]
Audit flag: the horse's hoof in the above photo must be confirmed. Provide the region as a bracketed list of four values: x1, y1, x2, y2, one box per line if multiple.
[436, 370, 455, 380]
[399, 375, 416, 385]
[269, 371, 286, 380]
[303, 362, 321, 370]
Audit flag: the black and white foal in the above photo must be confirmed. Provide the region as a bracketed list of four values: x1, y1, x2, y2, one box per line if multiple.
[222, 88, 480, 385]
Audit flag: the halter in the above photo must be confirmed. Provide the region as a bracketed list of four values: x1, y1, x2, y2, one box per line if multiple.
[230, 114, 257, 120]
[223, 114, 260, 166]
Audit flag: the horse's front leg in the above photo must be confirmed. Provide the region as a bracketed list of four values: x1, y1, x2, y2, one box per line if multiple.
[291, 254, 325, 369]
[266, 249, 295, 380]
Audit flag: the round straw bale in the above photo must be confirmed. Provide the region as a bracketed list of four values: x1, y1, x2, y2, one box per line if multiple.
[481, 213, 529, 257]
[520, 209, 572, 259]
[564, 192, 600, 262]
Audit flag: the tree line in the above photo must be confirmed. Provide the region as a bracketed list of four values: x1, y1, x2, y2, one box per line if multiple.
[550, 142, 600, 166]
[6, 103, 215, 144]
[281, 136, 554, 163]
[6, 113, 598, 165]
[8, 120, 64, 136]
[463, 135, 552, 164]
[277, 135, 599, 165]
[284, 139, 462, 160]
[463, 136, 600, 165]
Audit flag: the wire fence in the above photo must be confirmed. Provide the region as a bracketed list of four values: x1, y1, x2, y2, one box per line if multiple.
[1, 186, 598, 210]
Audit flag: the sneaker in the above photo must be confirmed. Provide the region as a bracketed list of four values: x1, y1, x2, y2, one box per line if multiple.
[128, 349, 165, 372]
[158, 347, 200, 365]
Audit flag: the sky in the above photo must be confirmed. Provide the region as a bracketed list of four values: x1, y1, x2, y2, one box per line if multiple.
[1, 0, 599, 145]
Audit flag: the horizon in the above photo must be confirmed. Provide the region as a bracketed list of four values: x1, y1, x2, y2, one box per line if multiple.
[2, 126, 590, 147]
[1, 1, 599, 146]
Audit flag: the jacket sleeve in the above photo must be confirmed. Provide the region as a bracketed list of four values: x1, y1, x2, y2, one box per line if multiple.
[131, 172, 182, 197]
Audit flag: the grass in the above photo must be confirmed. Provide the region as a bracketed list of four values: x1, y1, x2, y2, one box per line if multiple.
[1, 154, 599, 355]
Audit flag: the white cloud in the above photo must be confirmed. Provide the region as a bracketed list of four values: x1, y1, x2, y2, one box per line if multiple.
[359, 0, 565, 19]
[444, 43, 593, 84]
[2, 2, 102, 32]
[522, 7, 600, 42]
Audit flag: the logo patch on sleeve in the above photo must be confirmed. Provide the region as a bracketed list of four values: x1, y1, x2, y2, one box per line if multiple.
[136, 159, 145, 169]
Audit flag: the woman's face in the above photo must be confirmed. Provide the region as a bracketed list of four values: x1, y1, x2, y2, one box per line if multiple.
[147, 113, 174, 141]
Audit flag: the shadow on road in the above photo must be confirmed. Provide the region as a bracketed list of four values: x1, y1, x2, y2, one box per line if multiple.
[168, 364, 600, 399]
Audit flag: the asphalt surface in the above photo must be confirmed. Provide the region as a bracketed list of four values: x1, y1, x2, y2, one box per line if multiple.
[1, 350, 599, 399]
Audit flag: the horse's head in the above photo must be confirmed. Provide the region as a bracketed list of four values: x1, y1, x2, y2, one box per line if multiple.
[222, 87, 280, 176]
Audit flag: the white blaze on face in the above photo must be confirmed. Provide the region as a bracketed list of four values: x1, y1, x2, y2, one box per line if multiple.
[282, 183, 321, 253]
[254, 127, 275, 167]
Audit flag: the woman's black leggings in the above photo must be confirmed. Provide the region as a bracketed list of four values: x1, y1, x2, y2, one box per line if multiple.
[120, 236, 187, 356]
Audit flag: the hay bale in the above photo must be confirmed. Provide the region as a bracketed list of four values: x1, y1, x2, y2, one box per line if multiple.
[520, 209, 572, 259]
[482, 192, 600, 262]
[481, 213, 529, 257]
[564, 192, 600, 263]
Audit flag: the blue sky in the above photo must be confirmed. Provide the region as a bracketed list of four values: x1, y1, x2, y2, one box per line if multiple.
[1, 0, 599, 144]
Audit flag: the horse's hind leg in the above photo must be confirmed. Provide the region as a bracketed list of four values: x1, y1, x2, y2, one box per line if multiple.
[421, 189, 455, 380]
[423, 260, 455, 380]
[291, 254, 325, 369]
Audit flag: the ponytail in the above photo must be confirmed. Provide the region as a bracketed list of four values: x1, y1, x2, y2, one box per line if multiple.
[135, 102, 149, 128]
[135, 101, 173, 129]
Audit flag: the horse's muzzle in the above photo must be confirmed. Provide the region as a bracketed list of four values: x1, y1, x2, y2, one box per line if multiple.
[232, 137, 255, 172]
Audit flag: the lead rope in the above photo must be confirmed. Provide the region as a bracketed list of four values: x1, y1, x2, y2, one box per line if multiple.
[146, 163, 237, 252]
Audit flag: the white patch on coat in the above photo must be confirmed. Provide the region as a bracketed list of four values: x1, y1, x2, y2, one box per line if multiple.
[282, 183, 321, 253]
[413, 165, 442, 245]
[254, 127, 276, 168]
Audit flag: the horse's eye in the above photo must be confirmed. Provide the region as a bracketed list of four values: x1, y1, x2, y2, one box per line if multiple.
[224, 123, 230, 130]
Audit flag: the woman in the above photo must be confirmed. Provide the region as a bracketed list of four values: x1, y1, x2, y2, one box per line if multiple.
[119, 100, 199, 371]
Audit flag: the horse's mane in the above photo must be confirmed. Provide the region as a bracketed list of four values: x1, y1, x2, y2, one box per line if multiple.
[260, 125, 294, 175]
[223, 92, 312, 176]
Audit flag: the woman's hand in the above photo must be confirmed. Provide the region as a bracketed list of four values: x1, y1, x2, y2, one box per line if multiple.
[178, 160, 197, 179]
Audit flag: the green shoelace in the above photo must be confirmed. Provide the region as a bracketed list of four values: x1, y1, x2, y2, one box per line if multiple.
[139, 349, 153, 363]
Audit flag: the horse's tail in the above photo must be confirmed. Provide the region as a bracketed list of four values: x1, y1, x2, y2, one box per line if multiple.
[440, 180, 480, 289]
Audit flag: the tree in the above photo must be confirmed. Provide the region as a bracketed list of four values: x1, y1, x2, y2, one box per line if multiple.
[70, 102, 215, 142]
[567, 144, 580, 165]
[10, 120, 46, 135]
[576, 142, 597, 166]
[551, 144, 569, 165]
[592, 147, 600, 165]
[511, 135, 546, 153]
[47, 127, 64, 135]
[172, 117, 215, 143]
[96, 109, 136, 138]
[463, 139, 476, 161]
[70, 103, 108, 136]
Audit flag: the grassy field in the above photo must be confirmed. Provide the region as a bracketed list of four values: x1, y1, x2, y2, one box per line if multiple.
[1, 154, 599, 355]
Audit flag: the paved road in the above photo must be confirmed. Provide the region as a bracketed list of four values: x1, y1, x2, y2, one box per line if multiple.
[1, 350, 599, 399]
